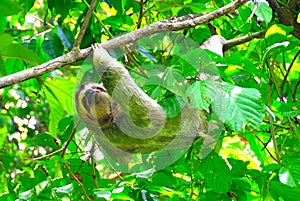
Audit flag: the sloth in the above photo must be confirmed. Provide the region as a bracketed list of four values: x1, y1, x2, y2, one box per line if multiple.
[74, 41, 210, 153]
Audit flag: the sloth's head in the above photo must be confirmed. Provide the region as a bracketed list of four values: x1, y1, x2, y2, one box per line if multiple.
[75, 82, 117, 128]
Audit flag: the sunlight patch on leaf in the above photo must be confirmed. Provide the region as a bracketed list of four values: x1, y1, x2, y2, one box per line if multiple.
[54, 183, 73, 194]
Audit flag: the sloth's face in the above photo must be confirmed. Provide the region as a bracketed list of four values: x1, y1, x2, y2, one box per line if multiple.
[75, 82, 114, 128]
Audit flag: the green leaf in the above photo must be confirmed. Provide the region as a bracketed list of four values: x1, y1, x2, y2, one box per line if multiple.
[186, 79, 216, 111]
[1, 44, 42, 65]
[227, 158, 250, 177]
[163, 67, 187, 98]
[94, 190, 111, 200]
[58, 115, 75, 143]
[0, 153, 13, 171]
[0, 0, 21, 16]
[43, 31, 64, 58]
[213, 83, 262, 131]
[0, 33, 13, 50]
[0, 16, 6, 33]
[53, 0, 73, 19]
[262, 41, 291, 65]
[54, 183, 73, 194]
[0, 33, 41, 66]
[43, 78, 75, 135]
[270, 181, 300, 201]
[18, 190, 33, 200]
[247, 1, 272, 25]
[111, 0, 126, 15]
[20, 0, 35, 12]
[152, 171, 178, 188]
[264, 24, 293, 47]
[33, 133, 59, 149]
[149, 86, 167, 101]
[200, 152, 232, 194]
[255, 2, 272, 24]
[111, 193, 134, 201]
[279, 159, 300, 187]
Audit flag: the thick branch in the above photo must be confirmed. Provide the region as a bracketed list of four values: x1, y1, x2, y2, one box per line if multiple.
[0, 49, 91, 88]
[100, 0, 248, 50]
[0, 0, 248, 89]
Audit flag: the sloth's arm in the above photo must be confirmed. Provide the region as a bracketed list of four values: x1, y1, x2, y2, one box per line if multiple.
[92, 43, 166, 129]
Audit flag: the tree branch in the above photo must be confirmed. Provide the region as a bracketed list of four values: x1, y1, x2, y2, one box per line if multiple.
[267, 0, 300, 40]
[0, 0, 248, 89]
[224, 30, 266, 50]
[72, 0, 98, 50]
[0, 48, 91, 88]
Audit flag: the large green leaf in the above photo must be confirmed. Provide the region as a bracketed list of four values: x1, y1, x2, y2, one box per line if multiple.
[0, 33, 13, 50]
[200, 152, 232, 194]
[0, 33, 41, 66]
[279, 159, 300, 187]
[162, 67, 187, 98]
[0, 0, 21, 16]
[255, 2, 272, 24]
[53, 0, 73, 19]
[247, 1, 272, 25]
[186, 79, 216, 111]
[42, 31, 64, 58]
[43, 78, 75, 136]
[213, 83, 262, 131]
[270, 181, 300, 201]
[1, 44, 42, 65]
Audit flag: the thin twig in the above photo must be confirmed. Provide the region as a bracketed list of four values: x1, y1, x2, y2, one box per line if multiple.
[292, 79, 300, 101]
[268, 79, 281, 165]
[255, 135, 277, 162]
[27, 120, 80, 161]
[280, 50, 300, 98]
[73, 0, 98, 50]
[137, 0, 145, 29]
[91, 135, 123, 180]
[61, 120, 80, 157]
[91, 158, 99, 188]
[64, 162, 92, 200]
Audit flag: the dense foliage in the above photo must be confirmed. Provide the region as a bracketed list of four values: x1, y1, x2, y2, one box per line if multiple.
[0, 0, 299, 200]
